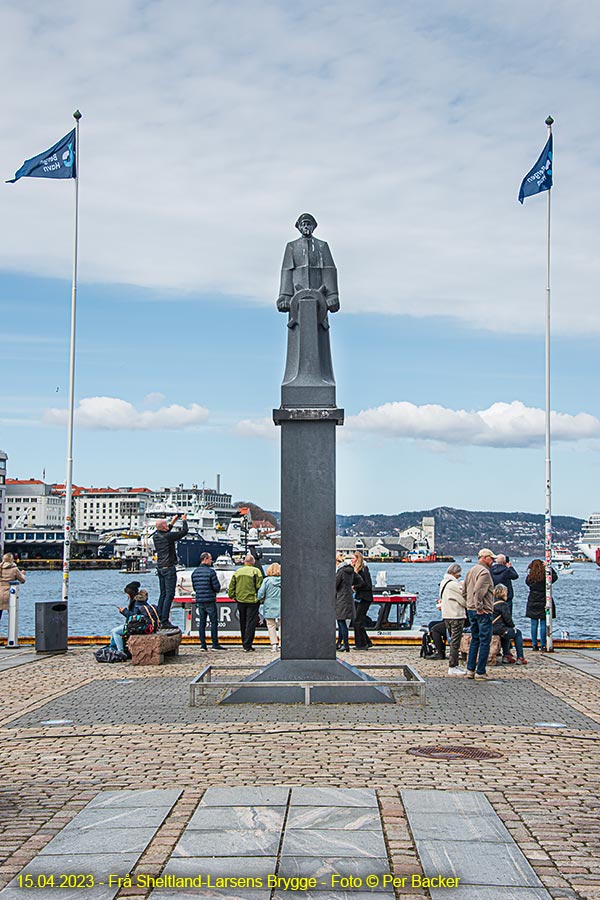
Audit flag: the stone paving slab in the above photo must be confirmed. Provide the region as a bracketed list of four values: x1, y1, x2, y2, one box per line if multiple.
[403, 790, 551, 897]
[0, 853, 139, 899]
[281, 828, 387, 858]
[402, 788, 496, 816]
[286, 807, 380, 830]
[404, 811, 513, 842]
[165, 787, 391, 894]
[553, 651, 600, 680]
[201, 786, 289, 806]
[62, 807, 171, 830]
[9, 675, 598, 728]
[187, 805, 285, 830]
[87, 788, 181, 809]
[277, 858, 391, 889]
[0, 789, 181, 900]
[416, 840, 544, 887]
[290, 787, 378, 807]
[39, 825, 158, 856]
[0, 649, 40, 672]
[163, 858, 277, 879]
[174, 828, 281, 857]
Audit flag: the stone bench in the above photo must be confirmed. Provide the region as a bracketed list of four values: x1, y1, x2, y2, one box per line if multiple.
[127, 628, 182, 666]
[459, 632, 502, 666]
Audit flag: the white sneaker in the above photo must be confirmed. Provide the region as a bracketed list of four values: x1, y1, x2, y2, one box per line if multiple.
[448, 666, 466, 676]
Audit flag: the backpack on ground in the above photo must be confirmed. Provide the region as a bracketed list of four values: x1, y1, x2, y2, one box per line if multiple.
[94, 646, 128, 663]
[419, 630, 437, 659]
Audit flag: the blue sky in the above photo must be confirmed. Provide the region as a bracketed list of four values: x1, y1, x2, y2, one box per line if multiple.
[1, 0, 599, 518]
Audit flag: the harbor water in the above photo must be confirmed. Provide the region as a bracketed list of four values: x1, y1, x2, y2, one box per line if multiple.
[3, 558, 598, 641]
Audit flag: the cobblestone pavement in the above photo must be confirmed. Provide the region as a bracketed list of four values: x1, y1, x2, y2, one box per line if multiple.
[1, 646, 599, 899]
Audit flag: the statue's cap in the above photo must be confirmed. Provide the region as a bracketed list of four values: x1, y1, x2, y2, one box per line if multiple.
[295, 213, 317, 230]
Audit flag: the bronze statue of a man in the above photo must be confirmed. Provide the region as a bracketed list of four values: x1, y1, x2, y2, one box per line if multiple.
[277, 213, 340, 315]
[276, 214, 339, 405]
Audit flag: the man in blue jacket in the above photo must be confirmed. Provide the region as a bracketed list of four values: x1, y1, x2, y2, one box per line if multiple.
[191, 552, 226, 651]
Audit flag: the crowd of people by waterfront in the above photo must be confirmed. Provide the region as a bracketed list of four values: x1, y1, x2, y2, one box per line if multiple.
[93, 537, 560, 668]
[424, 549, 558, 679]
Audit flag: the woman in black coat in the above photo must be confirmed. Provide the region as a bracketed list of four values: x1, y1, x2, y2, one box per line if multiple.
[525, 558, 557, 651]
[335, 553, 360, 652]
[352, 550, 373, 650]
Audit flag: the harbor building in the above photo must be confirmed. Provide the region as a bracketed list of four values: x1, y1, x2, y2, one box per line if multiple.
[70, 486, 151, 532]
[0, 450, 7, 553]
[5, 479, 65, 529]
[336, 536, 410, 559]
[336, 516, 436, 561]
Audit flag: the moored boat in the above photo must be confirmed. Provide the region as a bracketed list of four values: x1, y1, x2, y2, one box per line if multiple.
[576, 514, 600, 564]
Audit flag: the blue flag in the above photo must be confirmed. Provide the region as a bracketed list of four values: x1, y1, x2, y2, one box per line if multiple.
[518, 134, 552, 203]
[6, 129, 76, 183]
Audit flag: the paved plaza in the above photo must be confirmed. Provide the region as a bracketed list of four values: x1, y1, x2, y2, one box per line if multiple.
[1, 645, 599, 899]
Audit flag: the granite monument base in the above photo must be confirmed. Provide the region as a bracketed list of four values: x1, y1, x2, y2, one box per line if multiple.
[220, 657, 394, 704]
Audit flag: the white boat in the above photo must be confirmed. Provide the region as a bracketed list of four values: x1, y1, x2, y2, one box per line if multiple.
[577, 514, 600, 565]
[175, 555, 237, 598]
[225, 517, 281, 565]
[551, 546, 574, 564]
[556, 560, 574, 574]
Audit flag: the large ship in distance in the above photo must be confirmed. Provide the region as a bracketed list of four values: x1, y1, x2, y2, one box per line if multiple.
[576, 513, 600, 565]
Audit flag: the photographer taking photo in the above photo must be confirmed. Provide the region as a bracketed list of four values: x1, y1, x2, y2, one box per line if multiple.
[152, 513, 188, 628]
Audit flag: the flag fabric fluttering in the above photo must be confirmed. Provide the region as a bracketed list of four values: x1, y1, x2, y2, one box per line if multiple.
[6, 129, 76, 183]
[518, 134, 552, 203]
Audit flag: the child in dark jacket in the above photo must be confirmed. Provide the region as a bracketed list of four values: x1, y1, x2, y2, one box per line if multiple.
[492, 585, 527, 665]
[110, 583, 158, 654]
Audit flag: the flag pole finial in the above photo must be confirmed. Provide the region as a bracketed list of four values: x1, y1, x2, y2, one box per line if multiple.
[73, 109, 82, 121]
[545, 115, 554, 126]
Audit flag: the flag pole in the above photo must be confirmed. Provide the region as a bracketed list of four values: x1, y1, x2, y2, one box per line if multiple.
[544, 114, 554, 652]
[61, 109, 82, 607]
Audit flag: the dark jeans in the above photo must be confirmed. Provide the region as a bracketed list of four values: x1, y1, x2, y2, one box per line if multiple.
[466, 610, 493, 675]
[196, 601, 219, 648]
[238, 602, 260, 650]
[445, 618, 465, 668]
[501, 627, 524, 658]
[337, 619, 350, 649]
[354, 600, 372, 648]
[429, 619, 447, 658]
[157, 565, 177, 625]
[530, 618, 547, 650]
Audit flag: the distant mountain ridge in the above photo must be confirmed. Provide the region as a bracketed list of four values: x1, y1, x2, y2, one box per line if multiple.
[335, 506, 583, 556]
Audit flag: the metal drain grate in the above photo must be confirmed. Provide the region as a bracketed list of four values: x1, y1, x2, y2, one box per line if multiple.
[407, 744, 503, 760]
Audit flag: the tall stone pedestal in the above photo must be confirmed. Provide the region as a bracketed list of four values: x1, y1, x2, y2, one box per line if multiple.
[222, 290, 393, 704]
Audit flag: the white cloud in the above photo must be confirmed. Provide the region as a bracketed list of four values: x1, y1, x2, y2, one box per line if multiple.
[1, 1, 599, 333]
[43, 396, 209, 430]
[144, 392, 166, 407]
[235, 417, 277, 440]
[346, 400, 600, 448]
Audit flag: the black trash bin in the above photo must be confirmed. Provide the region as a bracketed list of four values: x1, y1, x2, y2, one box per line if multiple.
[35, 602, 68, 653]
